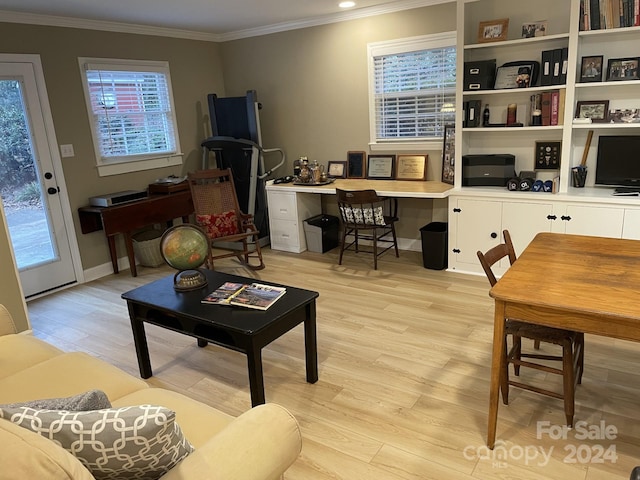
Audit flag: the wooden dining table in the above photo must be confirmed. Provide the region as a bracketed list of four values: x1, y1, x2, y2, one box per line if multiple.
[487, 232, 640, 448]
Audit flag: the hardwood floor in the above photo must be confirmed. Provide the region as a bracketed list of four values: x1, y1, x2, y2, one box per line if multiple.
[27, 247, 640, 479]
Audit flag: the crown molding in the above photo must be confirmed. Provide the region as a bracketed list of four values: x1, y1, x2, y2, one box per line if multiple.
[0, 0, 451, 43]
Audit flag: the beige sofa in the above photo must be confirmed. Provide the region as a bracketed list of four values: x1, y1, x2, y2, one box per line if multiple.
[0, 304, 302, 479]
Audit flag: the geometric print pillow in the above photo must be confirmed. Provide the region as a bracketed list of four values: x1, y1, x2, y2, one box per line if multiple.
[339, 205, 385, 226]
[196, 211, 239, 239]
[0, 405, 194, 480]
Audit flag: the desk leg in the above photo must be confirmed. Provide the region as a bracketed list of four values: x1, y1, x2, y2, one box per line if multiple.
[128, 305, 152, 379]
[487, 299, 506, 449]
[304, 301, 319, 383]
[123, 232, 137, 277]
[107, 235, 119, 274]
[246, 344, 265, 407]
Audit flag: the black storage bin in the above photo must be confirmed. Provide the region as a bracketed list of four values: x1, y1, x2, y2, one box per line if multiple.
[304, 214, 339, 253]
[420, 222, 448, 270]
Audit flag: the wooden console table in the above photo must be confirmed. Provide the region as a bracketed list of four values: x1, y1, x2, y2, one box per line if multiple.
[78, 191, 194, 277]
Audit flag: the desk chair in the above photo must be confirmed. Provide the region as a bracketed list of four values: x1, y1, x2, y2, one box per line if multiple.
[477, 230, 584, 426]
[336, 189, 399, 270]
[188, 168, 265, 270]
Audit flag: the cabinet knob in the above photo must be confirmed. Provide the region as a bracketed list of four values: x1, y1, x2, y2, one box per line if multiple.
[491, 232, 497, 239]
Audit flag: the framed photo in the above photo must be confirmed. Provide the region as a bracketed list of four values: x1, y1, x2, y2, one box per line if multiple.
[366, 155, 395, 180]
[579, 55, 604, 83]
[396, 155, 427, 181]
[478, 18, 509, 43]
[606, 57, 640, 81]
[575, 100, 609, 123]
[327, 161, 346, 178]
[347, 151, 366, 178]
[608, 109, 640, 123]
[521, 20, 547, 38]
[535, 141, 561, 170]
[441, 124, 455, 185]
[495, 64, 536, 89]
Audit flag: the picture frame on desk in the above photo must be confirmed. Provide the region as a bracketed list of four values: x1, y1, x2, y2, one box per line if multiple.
[441, 125, 455, 185]
[606, 57, 639, 81]
[478, 18, 509, 43]
[521, 20, 547, 38]
[347, 151, 366, 178]
[575, 100, 609, 123]
[396, 155, 427, 181]
[579, 55, 603, 83]
[366, 155, 395, 180]
[327, 161, 347, 178]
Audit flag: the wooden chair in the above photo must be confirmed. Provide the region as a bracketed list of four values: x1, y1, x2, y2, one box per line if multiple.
[188, 168, 264, 270]
[477, 230, 584, 426]
[336, 189, 399, 270]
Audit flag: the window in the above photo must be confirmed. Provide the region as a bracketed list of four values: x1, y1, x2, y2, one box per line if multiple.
[79, 58, 182, 176]
[368, 32, 456, 151]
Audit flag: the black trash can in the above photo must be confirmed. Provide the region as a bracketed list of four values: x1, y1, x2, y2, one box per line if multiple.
[420, 222, 448, 270]
[304, 214, 339, 253]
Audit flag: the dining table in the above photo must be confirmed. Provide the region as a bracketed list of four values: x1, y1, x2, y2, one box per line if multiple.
[487, 232, 640, 448]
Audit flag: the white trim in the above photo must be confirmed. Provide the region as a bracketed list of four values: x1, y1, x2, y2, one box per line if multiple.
[0, 0, 452, 42]
[96, 154, 183, 177]
[369, 141, 443, 152]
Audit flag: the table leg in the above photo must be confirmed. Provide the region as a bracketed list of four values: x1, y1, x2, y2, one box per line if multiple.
[197, 339, 208, 347]
[487, 299, 506, 449]
[128, 305, 152, 379]
[304, 301, 319, 383]
[107, 235, 119, 274]
[123, 232, 137, 277]
[246, 345, 265, 406]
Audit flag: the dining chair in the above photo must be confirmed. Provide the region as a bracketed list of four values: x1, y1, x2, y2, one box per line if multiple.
[477, 230, 584, 426]
[336, 188, 399, 270]
[188, 168, 265, 270]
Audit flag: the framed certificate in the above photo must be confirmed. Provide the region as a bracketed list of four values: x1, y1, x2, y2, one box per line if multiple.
[396, 155, 427, 181]
[366, 155, 395, 179]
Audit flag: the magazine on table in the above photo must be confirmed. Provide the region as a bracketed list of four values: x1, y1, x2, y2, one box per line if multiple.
[202, 282, 286, 310]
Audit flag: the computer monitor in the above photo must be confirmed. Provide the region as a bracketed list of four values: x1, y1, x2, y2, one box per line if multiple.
[595, 135, 640, 187]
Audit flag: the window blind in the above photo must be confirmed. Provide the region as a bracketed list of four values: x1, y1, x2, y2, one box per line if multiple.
[373, 46, 456, 141]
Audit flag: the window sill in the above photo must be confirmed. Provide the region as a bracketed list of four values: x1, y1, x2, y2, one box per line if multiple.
[369, 141, 444, 152]
[96, 154, 183, 177]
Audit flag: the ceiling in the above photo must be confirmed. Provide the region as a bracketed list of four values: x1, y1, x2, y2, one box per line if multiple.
[0, 0, 444, 41]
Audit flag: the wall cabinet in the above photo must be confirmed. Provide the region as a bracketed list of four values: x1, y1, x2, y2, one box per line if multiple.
[266, 189, 321, 253]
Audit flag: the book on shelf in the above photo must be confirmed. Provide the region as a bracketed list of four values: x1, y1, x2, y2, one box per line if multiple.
[202, 282, 286, 310]
[580, 0, 639, 28]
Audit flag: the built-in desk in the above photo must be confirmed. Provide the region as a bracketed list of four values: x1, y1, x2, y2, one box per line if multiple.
[78, 191, 194, 277]
[266, 180, 453, 253]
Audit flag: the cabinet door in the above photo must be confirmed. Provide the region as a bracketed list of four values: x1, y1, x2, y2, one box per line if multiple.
[562, 205, 624, 238]
[622, 209, 640, 240]
[452, 199, 502, 271]
[502, 201, 554, 258]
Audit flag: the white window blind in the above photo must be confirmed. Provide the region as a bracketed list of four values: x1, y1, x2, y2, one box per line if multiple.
[368, 33, 456, 145]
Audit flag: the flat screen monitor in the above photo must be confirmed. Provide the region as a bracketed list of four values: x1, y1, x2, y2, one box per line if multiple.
[595, 135, 640, 187]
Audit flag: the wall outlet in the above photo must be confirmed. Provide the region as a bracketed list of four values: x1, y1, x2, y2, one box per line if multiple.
[60, 144, 75, 158]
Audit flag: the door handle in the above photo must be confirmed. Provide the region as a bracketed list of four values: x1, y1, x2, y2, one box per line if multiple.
[47, 186, 60, 195]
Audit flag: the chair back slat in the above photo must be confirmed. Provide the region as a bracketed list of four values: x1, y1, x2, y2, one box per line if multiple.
[476, 230, 517, 286]
[188, 169, 243, 228]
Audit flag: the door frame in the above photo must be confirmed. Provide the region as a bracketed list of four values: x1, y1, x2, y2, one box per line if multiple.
[0, 53, 84, 296]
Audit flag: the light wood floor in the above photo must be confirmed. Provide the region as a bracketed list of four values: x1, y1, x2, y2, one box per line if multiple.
[27, 247, 640, 479]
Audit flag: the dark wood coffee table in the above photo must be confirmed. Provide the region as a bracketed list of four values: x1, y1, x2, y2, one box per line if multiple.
[121, 270, 319, 406]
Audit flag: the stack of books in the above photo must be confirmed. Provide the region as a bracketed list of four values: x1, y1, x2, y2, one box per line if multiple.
[202, 282, 286, 310]
[530, 90, 565, 126]
[580, 0, 640, 30]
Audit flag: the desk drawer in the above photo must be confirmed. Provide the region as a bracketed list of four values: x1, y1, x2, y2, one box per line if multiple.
[268, 191, 298, 221]
[270, 219, 303, 253]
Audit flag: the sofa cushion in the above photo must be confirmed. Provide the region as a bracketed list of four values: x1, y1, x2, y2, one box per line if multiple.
[113, 388, 234, 448]
[0, 334, 63, 380]
[0, 418, 94, 480]
[1, 389, 111, 411]
[1, 405, 194, 480]
[0, 351, 148, 405]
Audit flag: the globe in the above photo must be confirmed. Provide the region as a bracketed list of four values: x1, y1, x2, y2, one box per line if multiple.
[160, 224, 210, 291]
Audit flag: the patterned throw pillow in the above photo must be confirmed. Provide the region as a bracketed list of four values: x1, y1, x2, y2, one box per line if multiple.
[340, 206, 385, 226]
[196, 211, 239, 239]
[0, 405, 194, 480]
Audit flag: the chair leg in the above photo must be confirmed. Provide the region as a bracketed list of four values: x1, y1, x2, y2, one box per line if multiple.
[534, 339, 541, 349]
[500, 336, 510, 405]
[577, 333, 585, 385]
[513, 335, 522, 376]
[338, 227, 348, 265]
[562, 340, 575, 427]
[248, 235, 265, 270]
[373, 227, 378, 270]
[391, 224, 399, 257]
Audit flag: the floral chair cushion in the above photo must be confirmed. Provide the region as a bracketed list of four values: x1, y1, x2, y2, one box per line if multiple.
[196, 211, 240, 239]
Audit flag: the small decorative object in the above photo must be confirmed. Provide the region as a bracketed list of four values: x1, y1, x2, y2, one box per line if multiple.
[483, 104, 490, 126]
[608, 109, 640, 123]
[347, 151, 366, 178]
[575, 100, 609, 122]
[478, 18, 509, 43]
[366, 155, 395, 180]
[521, 20, 547, 38]
[160, 224, 210, 292]
[298, 157, 311, 183]
[507, 104, 518, 125]
[441, 124, 455, 185]
[579, 55, 604, 83]
[606, 57, 639, 81]
[327, 161, 347, 178]
[535, 141, 561, 169]
[572, 166, 587, 188]
[396, 155, 427, 181]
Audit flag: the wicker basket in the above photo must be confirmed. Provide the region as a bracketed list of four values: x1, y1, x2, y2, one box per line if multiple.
[132, 229, 165, 267]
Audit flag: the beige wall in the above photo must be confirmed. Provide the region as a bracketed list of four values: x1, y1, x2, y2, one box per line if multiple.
[0, 23, 225, 270]
[219, 4, 456, 239]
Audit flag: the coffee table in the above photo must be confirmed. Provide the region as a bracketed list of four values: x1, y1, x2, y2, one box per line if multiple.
[121, 270, 319, 406]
